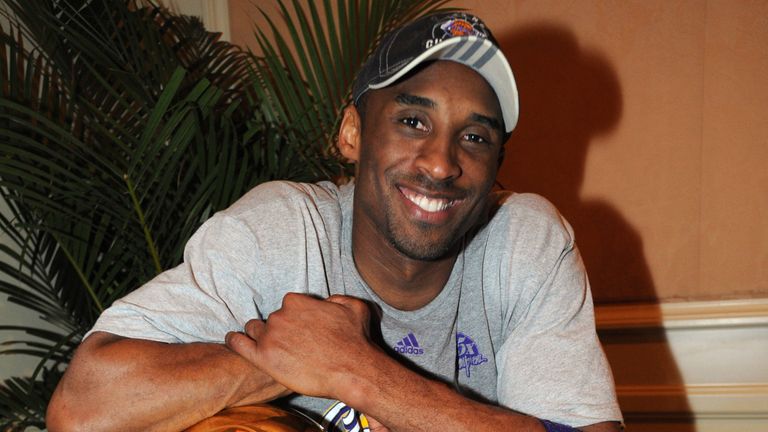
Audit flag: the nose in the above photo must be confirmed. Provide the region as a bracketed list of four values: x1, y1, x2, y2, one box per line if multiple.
[414, 135, 461, 182]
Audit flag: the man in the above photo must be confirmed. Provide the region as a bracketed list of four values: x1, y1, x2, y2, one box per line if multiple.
[47, 12, 622, 432]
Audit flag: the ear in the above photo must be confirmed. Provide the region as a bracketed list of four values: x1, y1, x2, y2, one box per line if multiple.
[338, 105, 362, 163]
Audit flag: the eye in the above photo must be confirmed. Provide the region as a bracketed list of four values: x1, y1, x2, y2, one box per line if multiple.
[463, 133, 489, 145]
[400, 116, 429, 132]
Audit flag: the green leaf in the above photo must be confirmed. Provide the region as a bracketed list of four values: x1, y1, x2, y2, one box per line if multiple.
[0, 0, 456, 423]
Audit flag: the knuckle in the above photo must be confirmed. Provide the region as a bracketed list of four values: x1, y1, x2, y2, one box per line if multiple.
[350, 299, 371, 318]
[282, 292, 301, 307]
[244, 319, 261, 336]
[227, 332, 251, 352]
[265, 309, 284, 326]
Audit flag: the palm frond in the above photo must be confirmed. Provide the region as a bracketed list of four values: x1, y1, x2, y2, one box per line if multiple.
[249, 0, 456, 165]
[0, 0, 458, 424]
[0, 367, 62, 431]
[0, 1, 269, 422]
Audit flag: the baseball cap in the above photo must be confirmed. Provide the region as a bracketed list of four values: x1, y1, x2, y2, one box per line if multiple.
[352, 12, 519, 132]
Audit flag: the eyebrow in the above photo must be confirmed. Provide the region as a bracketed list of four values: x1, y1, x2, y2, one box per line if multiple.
[395, 92, 503, 133]
[470, 113, 503, 132]
[395, 93, 436, 109]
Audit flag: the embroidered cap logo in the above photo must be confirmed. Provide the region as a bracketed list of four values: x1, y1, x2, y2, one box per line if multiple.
[425, 14, 489, 49]
[436, 14, 488, 38]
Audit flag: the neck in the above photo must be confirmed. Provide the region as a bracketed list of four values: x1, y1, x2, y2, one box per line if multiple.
[351, 221, 458, 312]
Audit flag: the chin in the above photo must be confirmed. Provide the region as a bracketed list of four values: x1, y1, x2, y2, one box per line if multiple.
[388, 227, 461, 261]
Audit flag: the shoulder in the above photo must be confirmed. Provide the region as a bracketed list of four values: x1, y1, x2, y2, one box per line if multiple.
[213, 180, 349, 231]
[189, 180, 348, 248]
[484, 191, 575, 250]
[491, 191, 563, 221]
[223, 180, 344, 218]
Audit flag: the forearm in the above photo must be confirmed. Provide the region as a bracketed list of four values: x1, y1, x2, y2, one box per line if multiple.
[47, 331, 288, 432]
[225, 294, 619, 431]
[343, 350, 618, 432]
[342, 350, 543, 432]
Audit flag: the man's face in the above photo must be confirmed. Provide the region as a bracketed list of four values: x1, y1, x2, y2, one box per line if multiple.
[345, 61, 505, 261]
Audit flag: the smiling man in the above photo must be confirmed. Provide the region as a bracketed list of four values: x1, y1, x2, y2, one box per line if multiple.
[47, 12, 622, 432]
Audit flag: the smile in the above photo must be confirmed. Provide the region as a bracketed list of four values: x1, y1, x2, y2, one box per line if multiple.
[399, 187, 461, 213]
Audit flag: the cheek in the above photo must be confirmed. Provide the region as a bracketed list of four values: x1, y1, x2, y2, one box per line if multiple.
[355, 139, 391, 194]
[358, 130, 406, 175]
[460, 154, 499, 189]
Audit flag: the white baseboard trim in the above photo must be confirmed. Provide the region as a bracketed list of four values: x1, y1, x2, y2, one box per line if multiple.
[617, 383, 768, 419]
[595, 298, 768, 329]
[594, 298, 768, 427]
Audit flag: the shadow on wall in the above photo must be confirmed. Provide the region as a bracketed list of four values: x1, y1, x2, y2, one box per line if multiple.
[495, 23, 695, 430]
[497, 22, 650, 304]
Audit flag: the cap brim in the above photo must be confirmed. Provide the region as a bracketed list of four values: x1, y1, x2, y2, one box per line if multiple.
[368, 36, 519, 132]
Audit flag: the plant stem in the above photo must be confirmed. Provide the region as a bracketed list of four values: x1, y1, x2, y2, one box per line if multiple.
[123, 174, 163, 275]
[52, 233, 104, 312]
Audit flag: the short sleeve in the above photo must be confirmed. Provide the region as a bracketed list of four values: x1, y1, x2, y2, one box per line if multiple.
[87, 213, 265, 343]
[492, 195, 622, 427]
[87, 181, 342, 344]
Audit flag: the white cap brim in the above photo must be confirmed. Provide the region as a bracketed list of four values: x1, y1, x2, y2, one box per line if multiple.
[368, 36, 519, 132]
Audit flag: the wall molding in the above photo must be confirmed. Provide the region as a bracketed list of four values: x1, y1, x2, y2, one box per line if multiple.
[617, 383, 768, 419]
[594, 299, 768, 429]
[595, 298, 768, 329]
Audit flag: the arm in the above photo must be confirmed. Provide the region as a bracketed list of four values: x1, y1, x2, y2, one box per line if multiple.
[226, 293, 620, 432]
[46, 331, 289, 432]
[350, 351, 618, 432]
[47, 184, 342, 431]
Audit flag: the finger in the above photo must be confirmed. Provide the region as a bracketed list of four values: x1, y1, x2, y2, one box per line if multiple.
[281, 291, 314, 308]
[326, 294, 360, 307]
[365, 416, 391, 432]
[327, 295, 371, 320]
[224, 331, 260, 364]
[244, 319, 266, 340]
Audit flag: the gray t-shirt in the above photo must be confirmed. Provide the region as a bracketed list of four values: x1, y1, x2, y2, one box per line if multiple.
[88, 180, 622, 429]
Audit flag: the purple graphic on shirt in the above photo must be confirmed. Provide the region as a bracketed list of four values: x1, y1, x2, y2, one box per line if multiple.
[456, 331, 488, 377]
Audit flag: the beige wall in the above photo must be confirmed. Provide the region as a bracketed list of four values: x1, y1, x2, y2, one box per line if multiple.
[228, 0, 768, 304]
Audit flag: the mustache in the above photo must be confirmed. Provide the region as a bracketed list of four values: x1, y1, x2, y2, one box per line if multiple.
[394, 172, 469, 199]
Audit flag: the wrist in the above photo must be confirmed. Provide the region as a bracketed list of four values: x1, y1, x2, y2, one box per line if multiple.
[540, 419, 580, 432]
[333, 345, 394, 410]
[221, 344, 286, 407]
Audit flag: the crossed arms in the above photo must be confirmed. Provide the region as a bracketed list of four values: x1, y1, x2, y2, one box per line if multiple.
[47, 293, 620, 432]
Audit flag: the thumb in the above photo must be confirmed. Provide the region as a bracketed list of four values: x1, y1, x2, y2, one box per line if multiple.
[326, 295, 371, 322]
[326, 294, 358, 306]
[365, 415, 391, 432]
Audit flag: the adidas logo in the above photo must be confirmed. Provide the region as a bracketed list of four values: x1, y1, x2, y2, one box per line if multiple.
[393, 332, 424, 355]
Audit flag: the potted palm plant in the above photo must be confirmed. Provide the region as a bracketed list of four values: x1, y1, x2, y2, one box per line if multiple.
[0, 0, 451, 429]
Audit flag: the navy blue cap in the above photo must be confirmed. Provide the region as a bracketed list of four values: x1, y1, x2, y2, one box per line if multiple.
[352, 12, 519, 132]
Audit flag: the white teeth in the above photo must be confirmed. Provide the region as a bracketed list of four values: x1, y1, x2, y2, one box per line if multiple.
[405, 191, 454, 212]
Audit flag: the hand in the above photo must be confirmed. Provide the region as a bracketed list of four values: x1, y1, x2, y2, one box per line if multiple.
[226, 293, 379, 400]
[366, 415, 392, 432]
